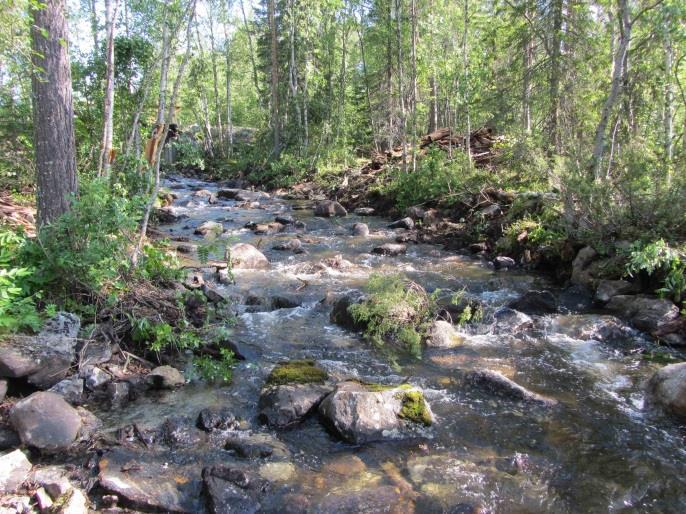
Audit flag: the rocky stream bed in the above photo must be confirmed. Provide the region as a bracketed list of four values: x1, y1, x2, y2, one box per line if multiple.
[1, 175, 686, 513]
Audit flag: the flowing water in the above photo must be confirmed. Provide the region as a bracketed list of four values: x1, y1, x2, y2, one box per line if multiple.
[100, 176, 686, 513]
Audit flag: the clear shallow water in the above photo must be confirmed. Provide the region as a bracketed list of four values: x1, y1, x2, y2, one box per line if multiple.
[102, 176, 686, 513]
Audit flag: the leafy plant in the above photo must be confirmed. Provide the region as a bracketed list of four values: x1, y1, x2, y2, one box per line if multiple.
[193, 348, 236, 383]
[0, 229, 42, 332]
[626, 239, 686, 304]
[349, 274, 437, 358]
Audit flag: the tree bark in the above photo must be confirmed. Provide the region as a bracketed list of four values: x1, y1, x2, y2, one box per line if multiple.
[268, 0, 280, 157]
[548, 0, 563, 153]
[98, 0, 121, 177]
[31, 0, 78, 227]
[224, 1, 234, 155]
[208, 1, 224, 155]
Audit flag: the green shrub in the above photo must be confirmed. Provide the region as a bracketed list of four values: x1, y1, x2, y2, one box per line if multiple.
[172, 138, 205, 171]
[0, 229, 43, 332]
[349, 274, 437, 358]
[193, 348, 236, 383]
[625, 239, 686, 305]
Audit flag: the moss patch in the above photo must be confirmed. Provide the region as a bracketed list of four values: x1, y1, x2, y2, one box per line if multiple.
[397, 390, 432, 426]
[359, 381, 413, 392]
[265, 360, 328, 386]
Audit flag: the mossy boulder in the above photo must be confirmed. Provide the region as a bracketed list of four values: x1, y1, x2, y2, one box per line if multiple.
[265, 360, 328, 387]
[318, 381, 434, 444]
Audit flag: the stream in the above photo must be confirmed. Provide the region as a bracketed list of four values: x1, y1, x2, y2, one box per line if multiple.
[99, 175, 686, 513]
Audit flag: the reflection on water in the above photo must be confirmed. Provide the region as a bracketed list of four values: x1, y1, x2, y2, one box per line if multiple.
[99, 176, 686, 513]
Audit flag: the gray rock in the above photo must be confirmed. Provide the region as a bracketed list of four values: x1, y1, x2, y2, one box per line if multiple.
[479, 203, 501, 217]
[59, 487, 88, 514]
[314, 200, 347, 217]
[595, 279, 639, 304]
[10, 392, 82, 450]
[426, 320, 462, 348]
[469, 242, 489, 253]
[351, 223, 369, 237]
[77, 340, 112, 367]
[492, 307, 534, 334]
[197, 408, 238, 432]
[388, 217, 414, 230]
[147, 366, 185, 389]
[155, 207, 187, 223]
[217, 189, 240, 199]
[329, 293, 367, 331]
[604, 295, 679, 333]
[82, 366, 111, 390]
[571, 246, 598, 288]
[372, 243, 407, 256]
[0, 427, 20, 451]
[318, 381, 434, 444]
[229, 243, 270, 270]
[645, 362, 686, 420]
[0, 449, 32, 494]
[258, 384, 333, 428]
[75, 407, 102, 443]
[558, 284, 594, 313]
[194, 221, 224, 238]
[0, 312, 80, 388]
[160, 416, 206, 448]
[98, 448, 203, 513]
[405, 206, 426, 220]
[35, 487, 53, 511]
[0, 379, 6, 403]
[275, 214, 295, 225]
[508, 290, 557, 315]
[203, 465, 266, 514]
[31, 466, 72, 500]
[272, 239, 303, 252]
[353, 207, 375, 216]
[466, 369, 556, 406]
[203, 284, 229, 303]
[224, 433, 290, 460]
[49, 377, 84, 404]
[494, 256, 516, 270]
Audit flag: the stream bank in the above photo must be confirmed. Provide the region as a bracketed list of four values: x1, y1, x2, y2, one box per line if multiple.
[1, 174, 686, 513]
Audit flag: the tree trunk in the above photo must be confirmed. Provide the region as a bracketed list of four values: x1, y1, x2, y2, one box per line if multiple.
[31, 0, 78, 227]
[98, 0, 121, 177]
[522, 0, 532, 134]
[663, 28, 674, 164]
[224, 1, 234, 155]
[208, 2, 224, 155]
[462, 0, 471, 165]
[395, 0, 407, 173]
[591, 0, 631, 180]
[268, 0, 280, 157]
[410, 0, 418, 172]
[357, 18, 378, 151]
[548, 0, 563, 153]
[240, 0, 262, 98]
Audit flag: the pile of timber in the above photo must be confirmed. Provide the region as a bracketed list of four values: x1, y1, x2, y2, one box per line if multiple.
[0, 192, 35, 235]
[363, 127, 502, 174]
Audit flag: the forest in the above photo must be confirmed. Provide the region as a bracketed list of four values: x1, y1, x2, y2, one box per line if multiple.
[1, 0, 686, 512]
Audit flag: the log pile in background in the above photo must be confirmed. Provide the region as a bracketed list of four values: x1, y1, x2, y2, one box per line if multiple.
[0, 192, 36, 235]
[362, 127, 502, 174]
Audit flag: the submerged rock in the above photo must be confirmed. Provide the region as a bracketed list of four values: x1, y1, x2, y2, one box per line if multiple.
[314, 200, 347, 217]
[203, 465, 267, 514]
[224, 433, 291, 460]
[272, 239, 303, 253]
[318, 381, 434, 444]
[492, 307, 534, 334]
[0, 449, 32, 494]
[354, 207, 375, 216]
[372, 243, 407, 256]
[229, 243, 270, 270]
[264, 360, 329, 387]
[604, 295, 679, 333]
[98, 448, 203, 513]
[10, 392, 83, 450]
[197, 408, 238, 432]
[351, 222, 369, 237]
[259, 383, 333, 428]
[312, 484, 410, 514]
[161, 416, 206, 448]
[466, 369, 556, 406]
[194, 220, 224, 238]
[147, 365, 185, 389]
[645, 362, 686, 420]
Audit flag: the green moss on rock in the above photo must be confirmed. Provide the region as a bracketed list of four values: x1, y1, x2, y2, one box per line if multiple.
[265, 360, 328, 386]
[397, 390, 432, 426]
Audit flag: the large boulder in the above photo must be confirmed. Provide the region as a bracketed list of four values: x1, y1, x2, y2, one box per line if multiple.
[594, 279, 638, 304]
[351, 223, 369, 237]
[645, 362, 686, 420]
[229, 243, 270, 270]
[426, 320, 462, 348]
[604, 295, 679, 333]
[492, 308, 534, 334]
[388, 217, 414, 230]
[0, 449, 32, 494]
[372, 243, 407, 256]
[203, 465, 266, 514]
[259, 383, 333, 428]
[329, 293, 367, 331]
[570, 246, 598, 288]
[314, 200, 347, 217]
[318, 381, 434, 444]
[10, 392, 83, 451]
[0, 312, 80, 388]
[224, 433, 291, 460]
[466, 370, 556, 406]
[507, 290, 557, 315]
[194, 221, 224, 238]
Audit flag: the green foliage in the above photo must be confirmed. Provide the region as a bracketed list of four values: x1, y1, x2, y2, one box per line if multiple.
[397, 390, 433, 426]
[265, 360, 329, 386]
[385, 149, 475, 212]
[0, 229, 42, 332]
[136, 244, 185, 284]
[130, 317, 203, 353]
[193, 348, 236, 383]
[626, 240, 686, 304]
[349, 274, 437, 358]
[172, 139, 206, 171]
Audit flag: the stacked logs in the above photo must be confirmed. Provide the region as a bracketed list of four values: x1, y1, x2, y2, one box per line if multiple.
[362, 127, 501, 174]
